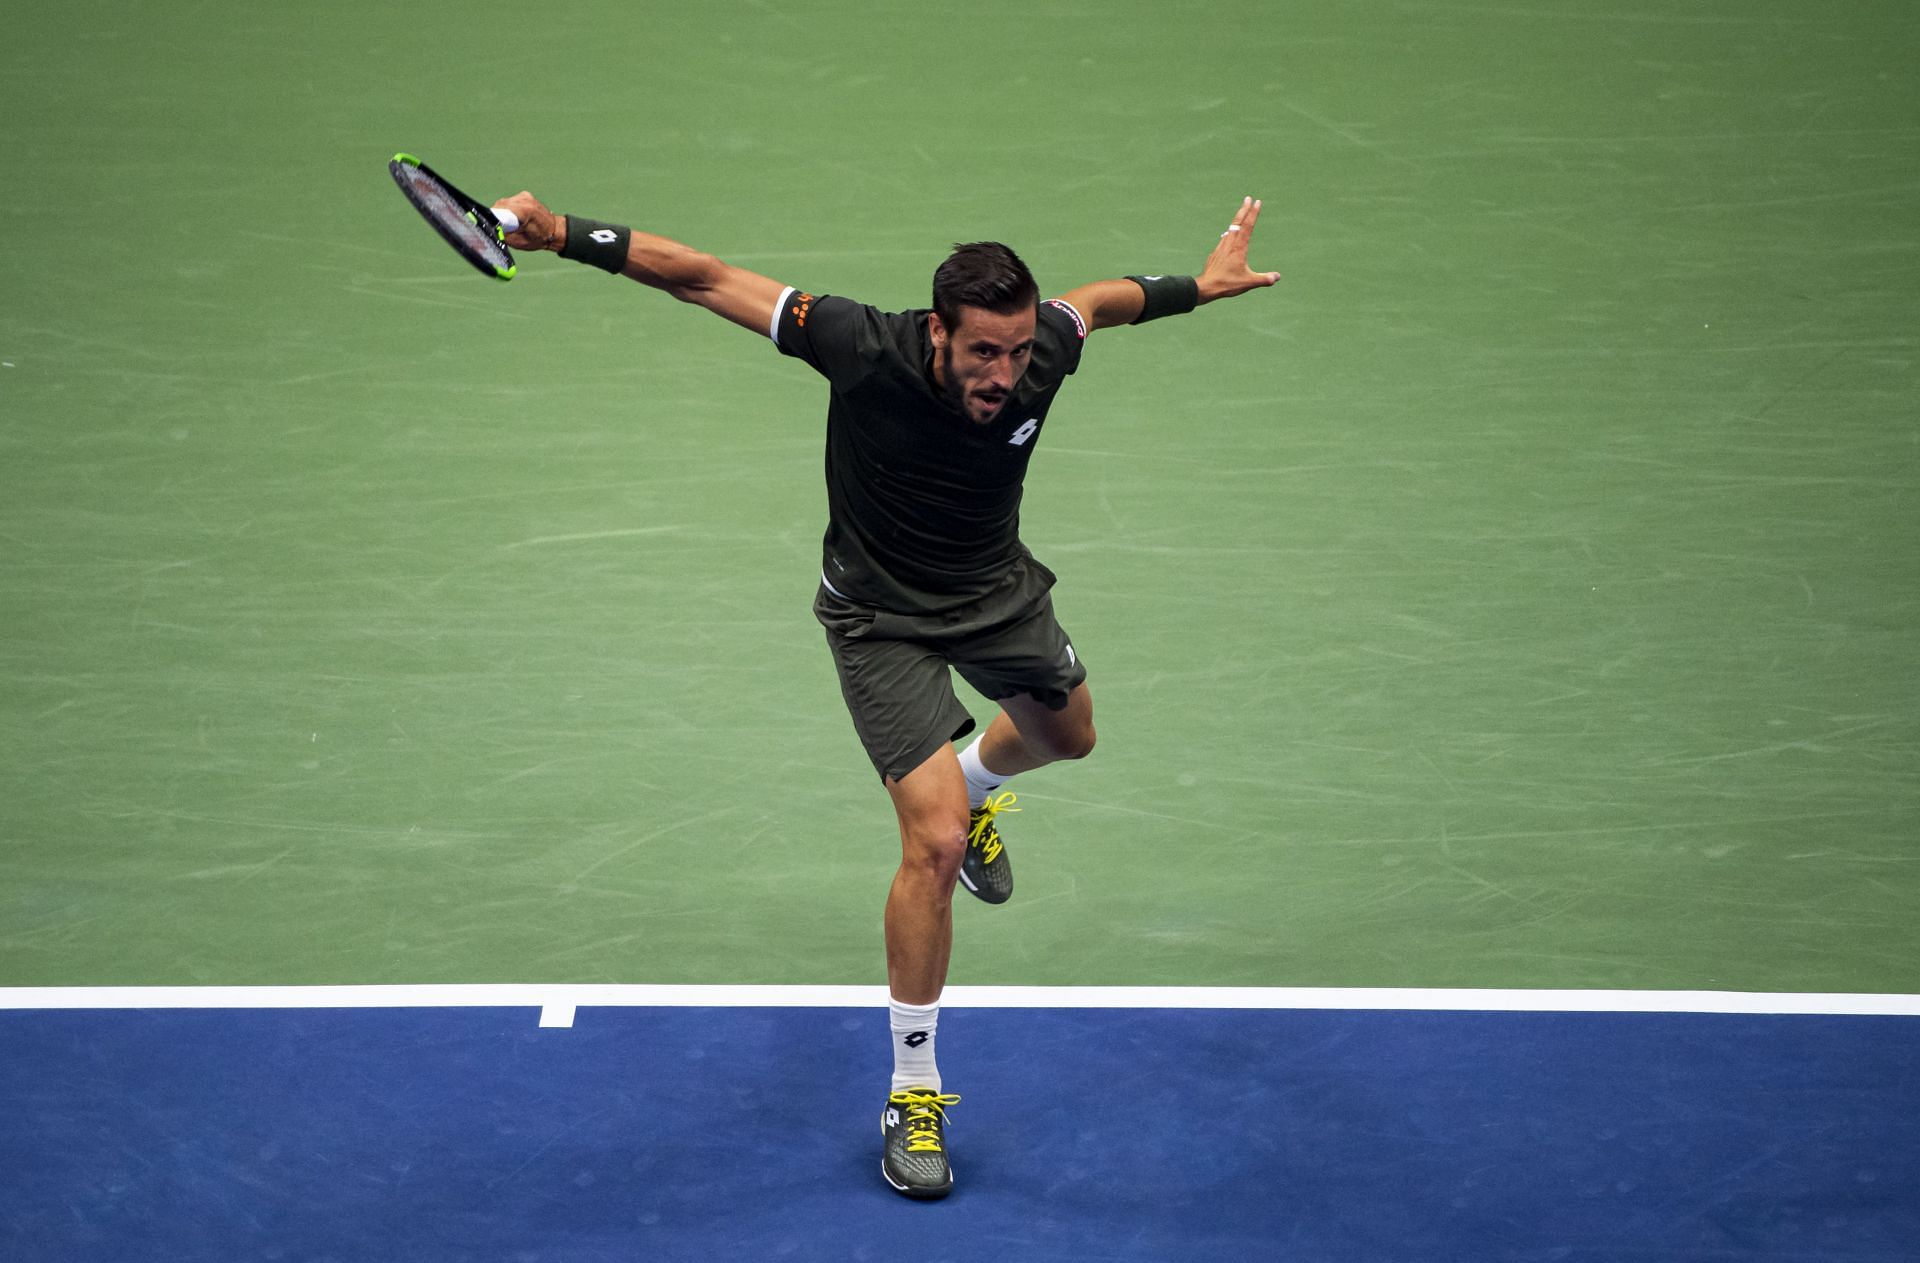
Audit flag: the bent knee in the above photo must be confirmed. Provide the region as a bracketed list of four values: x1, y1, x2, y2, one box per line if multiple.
[1044, 722, 1096, 762]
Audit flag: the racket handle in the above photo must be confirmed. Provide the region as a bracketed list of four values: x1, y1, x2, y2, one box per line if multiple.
[490, 206, 521, 234]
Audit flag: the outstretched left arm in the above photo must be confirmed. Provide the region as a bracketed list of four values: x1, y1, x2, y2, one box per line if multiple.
[1054, 196, 1283, 332]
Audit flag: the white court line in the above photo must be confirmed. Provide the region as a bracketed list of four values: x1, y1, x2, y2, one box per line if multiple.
[2, 985, 1917, 1030]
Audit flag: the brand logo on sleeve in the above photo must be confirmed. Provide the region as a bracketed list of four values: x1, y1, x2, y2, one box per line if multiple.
[1042, 298, 1087, 340]
[791, 292, 814, 328]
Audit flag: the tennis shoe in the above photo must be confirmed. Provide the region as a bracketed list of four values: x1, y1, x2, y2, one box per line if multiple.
[959, 791, 1016, 904]
[881, 1087, 961, 1199]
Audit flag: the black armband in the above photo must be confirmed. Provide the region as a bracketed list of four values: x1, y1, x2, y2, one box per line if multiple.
[560, 217, 632, 274]
[1125, 275, 1199, 323]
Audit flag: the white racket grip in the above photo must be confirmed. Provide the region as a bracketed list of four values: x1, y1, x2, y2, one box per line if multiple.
[490, 206, 521, 234]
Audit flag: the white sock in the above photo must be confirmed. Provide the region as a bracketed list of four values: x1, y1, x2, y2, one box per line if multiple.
[957, 735, 1009, 811]
[889, 997, 941, 1092]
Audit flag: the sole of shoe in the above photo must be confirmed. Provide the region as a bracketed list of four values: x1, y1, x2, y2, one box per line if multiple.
[881, 1159, 953, 1199]
[957, 868, 1011, 904]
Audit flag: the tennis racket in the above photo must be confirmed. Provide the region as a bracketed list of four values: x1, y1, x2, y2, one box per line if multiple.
[388, 153, 519, 281]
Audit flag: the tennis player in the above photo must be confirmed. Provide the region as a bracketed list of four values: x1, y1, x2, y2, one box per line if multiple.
[491, 190, 1280, 1198]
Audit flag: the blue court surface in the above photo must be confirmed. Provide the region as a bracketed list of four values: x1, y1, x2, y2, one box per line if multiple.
[3, 1002, 1916, 1262]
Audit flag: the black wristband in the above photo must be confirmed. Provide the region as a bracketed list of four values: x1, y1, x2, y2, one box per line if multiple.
[1125, 275, 1199, 323]
[560, 217, 631, 274]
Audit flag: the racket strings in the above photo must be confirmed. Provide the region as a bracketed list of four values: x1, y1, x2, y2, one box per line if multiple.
[393, 161, 512, 275]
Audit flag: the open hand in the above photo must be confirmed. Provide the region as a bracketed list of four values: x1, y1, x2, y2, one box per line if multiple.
[1197, 197, 1282, 304]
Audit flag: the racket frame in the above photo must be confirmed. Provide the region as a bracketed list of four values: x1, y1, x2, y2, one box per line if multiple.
[388, 152, 516, 282]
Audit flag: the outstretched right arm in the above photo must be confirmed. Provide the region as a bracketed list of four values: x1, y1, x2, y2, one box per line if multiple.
[493, 192, 788, 338]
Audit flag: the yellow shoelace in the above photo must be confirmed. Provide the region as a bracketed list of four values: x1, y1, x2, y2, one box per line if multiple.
[967, 791, 1018, 864]
[888, 1089, 962, 1153]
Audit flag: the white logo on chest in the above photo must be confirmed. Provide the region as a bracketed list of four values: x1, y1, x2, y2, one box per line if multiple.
[1008, 418, 1040, 446]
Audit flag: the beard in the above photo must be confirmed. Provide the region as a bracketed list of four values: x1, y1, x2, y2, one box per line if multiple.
[937, 343, 968, 411]
[938, 344, 1007, 423]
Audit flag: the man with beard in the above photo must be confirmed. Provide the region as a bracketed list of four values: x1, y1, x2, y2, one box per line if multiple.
[490, 189, 1281, 1198]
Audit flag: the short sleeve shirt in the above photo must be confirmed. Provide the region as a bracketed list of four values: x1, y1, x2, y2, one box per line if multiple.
[773, 291, 1087, 614]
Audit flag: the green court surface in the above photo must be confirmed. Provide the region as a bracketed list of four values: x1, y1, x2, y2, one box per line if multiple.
[3, 1, 1915, 994]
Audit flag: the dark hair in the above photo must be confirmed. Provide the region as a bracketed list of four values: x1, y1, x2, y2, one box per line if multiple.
[932, 241, 1039, 332]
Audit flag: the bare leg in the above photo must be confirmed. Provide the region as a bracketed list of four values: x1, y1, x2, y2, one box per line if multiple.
[976, 682, 1097, 778]
[883, 685, 1097, 1004]
[882, 748, 970, 1004]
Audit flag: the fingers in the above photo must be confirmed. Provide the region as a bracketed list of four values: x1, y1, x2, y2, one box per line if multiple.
[495, 192, 560, 252]
[1215, 197, 1262, 279]
[1221, 196, 1262, 242]
[490, 192, 540, 247]
[1199, 196, 1282, 297]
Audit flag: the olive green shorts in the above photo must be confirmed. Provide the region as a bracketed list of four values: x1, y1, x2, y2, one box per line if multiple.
[814, 561, 1088, 782]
